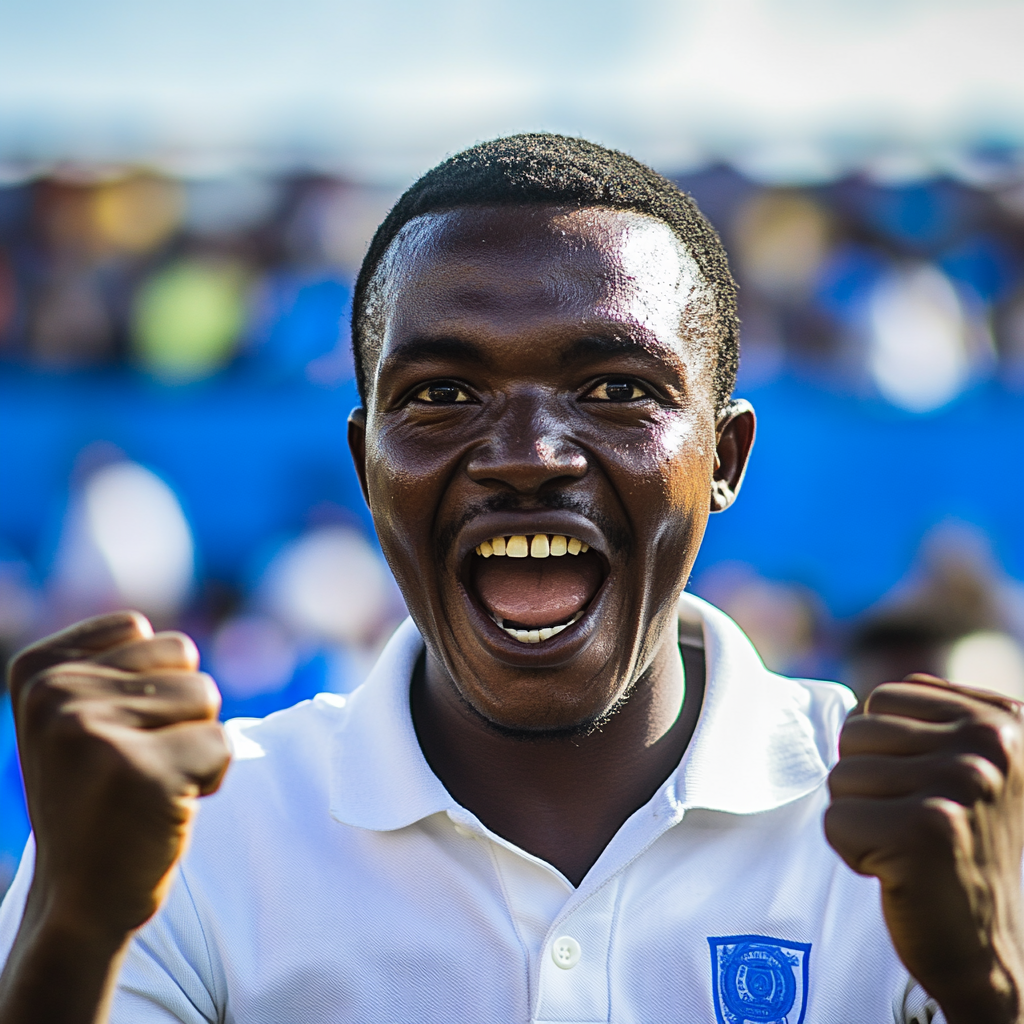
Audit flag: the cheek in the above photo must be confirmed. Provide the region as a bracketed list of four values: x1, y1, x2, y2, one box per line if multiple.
[604, 411, 714, 569]
[364, 424, 454, 554]
[640, 411, 714, 507]
[368, 422, 455, 493]
[656, 412, 702, 463]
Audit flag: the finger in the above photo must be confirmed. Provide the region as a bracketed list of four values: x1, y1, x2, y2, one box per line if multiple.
[92, 633, 200, 673]
[9, 611, 153, 691]
[839, 712, 956, 757]
[105, 672, 221, 728]
[867, 682, 998, 723]
[829, 752, 1004, 805]
[869, 678, 1022, 720]
[23, 665, 221, 730]
[152, 720, 232, 797]
[904, 672, 1022, 715]
[824, 794, 970, 881]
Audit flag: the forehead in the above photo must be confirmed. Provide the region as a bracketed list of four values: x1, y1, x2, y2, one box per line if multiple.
[371, 204, 706, 355]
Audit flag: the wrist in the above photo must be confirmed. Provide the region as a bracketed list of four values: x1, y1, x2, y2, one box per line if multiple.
[0, 884, 133, 1024]
[23, 882, 134, 960]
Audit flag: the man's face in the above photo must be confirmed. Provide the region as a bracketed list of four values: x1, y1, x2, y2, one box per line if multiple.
[351, 204, 751, 734]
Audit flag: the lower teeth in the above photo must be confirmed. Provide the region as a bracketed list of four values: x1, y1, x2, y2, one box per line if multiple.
[490, 611, 584, 643]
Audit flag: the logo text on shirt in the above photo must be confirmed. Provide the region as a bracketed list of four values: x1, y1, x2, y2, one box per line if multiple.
[707, 934, 810, 1024]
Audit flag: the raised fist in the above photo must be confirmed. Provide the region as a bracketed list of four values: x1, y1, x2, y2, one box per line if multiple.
[7, 611, 231, 940]
[826, 674, 1024, 1024]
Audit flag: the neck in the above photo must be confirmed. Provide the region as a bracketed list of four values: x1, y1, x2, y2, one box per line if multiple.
[411, 632, 704, 886]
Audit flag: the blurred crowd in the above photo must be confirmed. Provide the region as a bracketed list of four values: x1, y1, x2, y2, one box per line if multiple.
[2, 154, 1024, 893]
[678, 159, 1024, 408]
[677, 156, 1024, 703]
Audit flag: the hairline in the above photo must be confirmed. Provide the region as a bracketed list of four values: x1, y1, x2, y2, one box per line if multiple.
[355, 199, 723, 410]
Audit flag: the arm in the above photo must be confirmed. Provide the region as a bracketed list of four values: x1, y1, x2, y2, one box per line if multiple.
[0, 612, 231, 1024]
[825, 674, 1024, 1024]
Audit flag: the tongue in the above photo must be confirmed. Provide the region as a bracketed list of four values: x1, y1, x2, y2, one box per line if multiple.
[473, 553, 603, 628]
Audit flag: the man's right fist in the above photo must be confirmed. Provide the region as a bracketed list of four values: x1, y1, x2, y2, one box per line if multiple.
[7, 611, 231, 940]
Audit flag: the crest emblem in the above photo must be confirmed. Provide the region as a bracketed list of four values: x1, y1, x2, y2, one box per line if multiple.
[707, 934, 810, 1024]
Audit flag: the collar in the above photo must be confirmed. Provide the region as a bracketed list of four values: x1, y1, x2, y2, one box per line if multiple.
[668, 592, 854, 815]
[329, 595, 854, 831]
[330, 617, 454, 829]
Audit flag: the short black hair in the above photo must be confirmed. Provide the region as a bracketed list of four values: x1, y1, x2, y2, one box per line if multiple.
[351, 133, 739, 410]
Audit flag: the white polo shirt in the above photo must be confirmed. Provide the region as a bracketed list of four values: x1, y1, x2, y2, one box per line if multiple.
[0, 594, 942, 1023]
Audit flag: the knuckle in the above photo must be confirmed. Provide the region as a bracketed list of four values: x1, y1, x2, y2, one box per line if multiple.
[950, 753, 1001, 802]
[821, 801, 848, 843]
[862, 682, 903, 714]
[195, 673, 222, 718]
[959, 719, 1010, 771]
[911, 798, 964, 847]
[822, 804, 870, 874]
[213, 724, 232, 762]
[837, 716, 872, 755]
[164, 631, 199, 659]
[998, 715, 1024, 760]
[827, 758, 858, 796]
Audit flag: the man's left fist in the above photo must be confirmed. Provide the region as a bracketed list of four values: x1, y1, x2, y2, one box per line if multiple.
[826, 674, 1024, 1024]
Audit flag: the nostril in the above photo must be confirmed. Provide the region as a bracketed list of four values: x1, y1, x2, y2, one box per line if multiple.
[466, 445, 589, 491]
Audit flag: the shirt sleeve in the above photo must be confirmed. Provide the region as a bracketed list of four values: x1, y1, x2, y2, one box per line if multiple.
[110, 867, 224, 1024]
[0, 835, 35, 963]
[0, 836, 222, 1024]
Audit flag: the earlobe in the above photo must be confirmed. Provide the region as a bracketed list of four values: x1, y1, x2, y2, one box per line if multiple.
[347, 408, 371, 506]
[710, 399, 756, 513]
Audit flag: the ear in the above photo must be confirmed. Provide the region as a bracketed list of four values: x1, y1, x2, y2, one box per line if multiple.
[710, 399, 756, 513]
[347, 407, 371, 506]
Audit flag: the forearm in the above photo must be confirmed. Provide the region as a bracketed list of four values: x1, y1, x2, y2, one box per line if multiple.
[0, 886, 131, 1024]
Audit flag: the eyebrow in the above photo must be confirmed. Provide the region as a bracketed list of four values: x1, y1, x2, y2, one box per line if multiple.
[382, 336, 490, 368]
[558, 332, 661, 367]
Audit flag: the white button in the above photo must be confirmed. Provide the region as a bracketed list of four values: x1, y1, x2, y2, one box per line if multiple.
[551, 935, 581, 970]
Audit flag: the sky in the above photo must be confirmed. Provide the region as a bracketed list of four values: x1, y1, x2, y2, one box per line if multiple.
[0, 0, 1022, 180]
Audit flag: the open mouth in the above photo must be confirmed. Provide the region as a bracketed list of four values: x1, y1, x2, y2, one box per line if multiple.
[469, 533, 605, 644]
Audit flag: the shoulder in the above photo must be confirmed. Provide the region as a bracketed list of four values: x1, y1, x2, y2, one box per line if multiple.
[189, 692, 354, 843]
[222, 691, 352, 770]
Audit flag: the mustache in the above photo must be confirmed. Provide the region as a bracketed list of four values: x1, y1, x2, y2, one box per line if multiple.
[437, 491, 631, 564]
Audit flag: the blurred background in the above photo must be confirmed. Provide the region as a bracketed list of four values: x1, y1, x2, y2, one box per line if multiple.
[2, 0, 1024, 893]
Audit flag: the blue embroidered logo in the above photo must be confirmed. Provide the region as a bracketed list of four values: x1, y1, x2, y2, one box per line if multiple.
[707, 934, 810, 1024]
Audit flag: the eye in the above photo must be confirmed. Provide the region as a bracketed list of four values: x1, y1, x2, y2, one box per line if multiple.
[413, 381, 471, 404]
[585, 379, 649, 402]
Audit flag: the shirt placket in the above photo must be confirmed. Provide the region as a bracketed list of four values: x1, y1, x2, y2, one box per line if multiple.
[533, 873, 622, 1024]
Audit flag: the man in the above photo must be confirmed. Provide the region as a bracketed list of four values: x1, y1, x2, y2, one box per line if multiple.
[1, 134, 1022, 1023]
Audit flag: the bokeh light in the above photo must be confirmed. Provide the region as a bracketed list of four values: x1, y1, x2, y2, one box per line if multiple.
[51, 460, 195, 621]
[867, 264, 972, 413]
[133, 259, 248, 383]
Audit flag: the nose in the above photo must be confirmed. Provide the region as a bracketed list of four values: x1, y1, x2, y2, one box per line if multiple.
[466, 392, 588, 495]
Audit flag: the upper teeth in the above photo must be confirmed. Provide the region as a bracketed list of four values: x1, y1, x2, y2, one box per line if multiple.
[475, 534, 590, 558]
